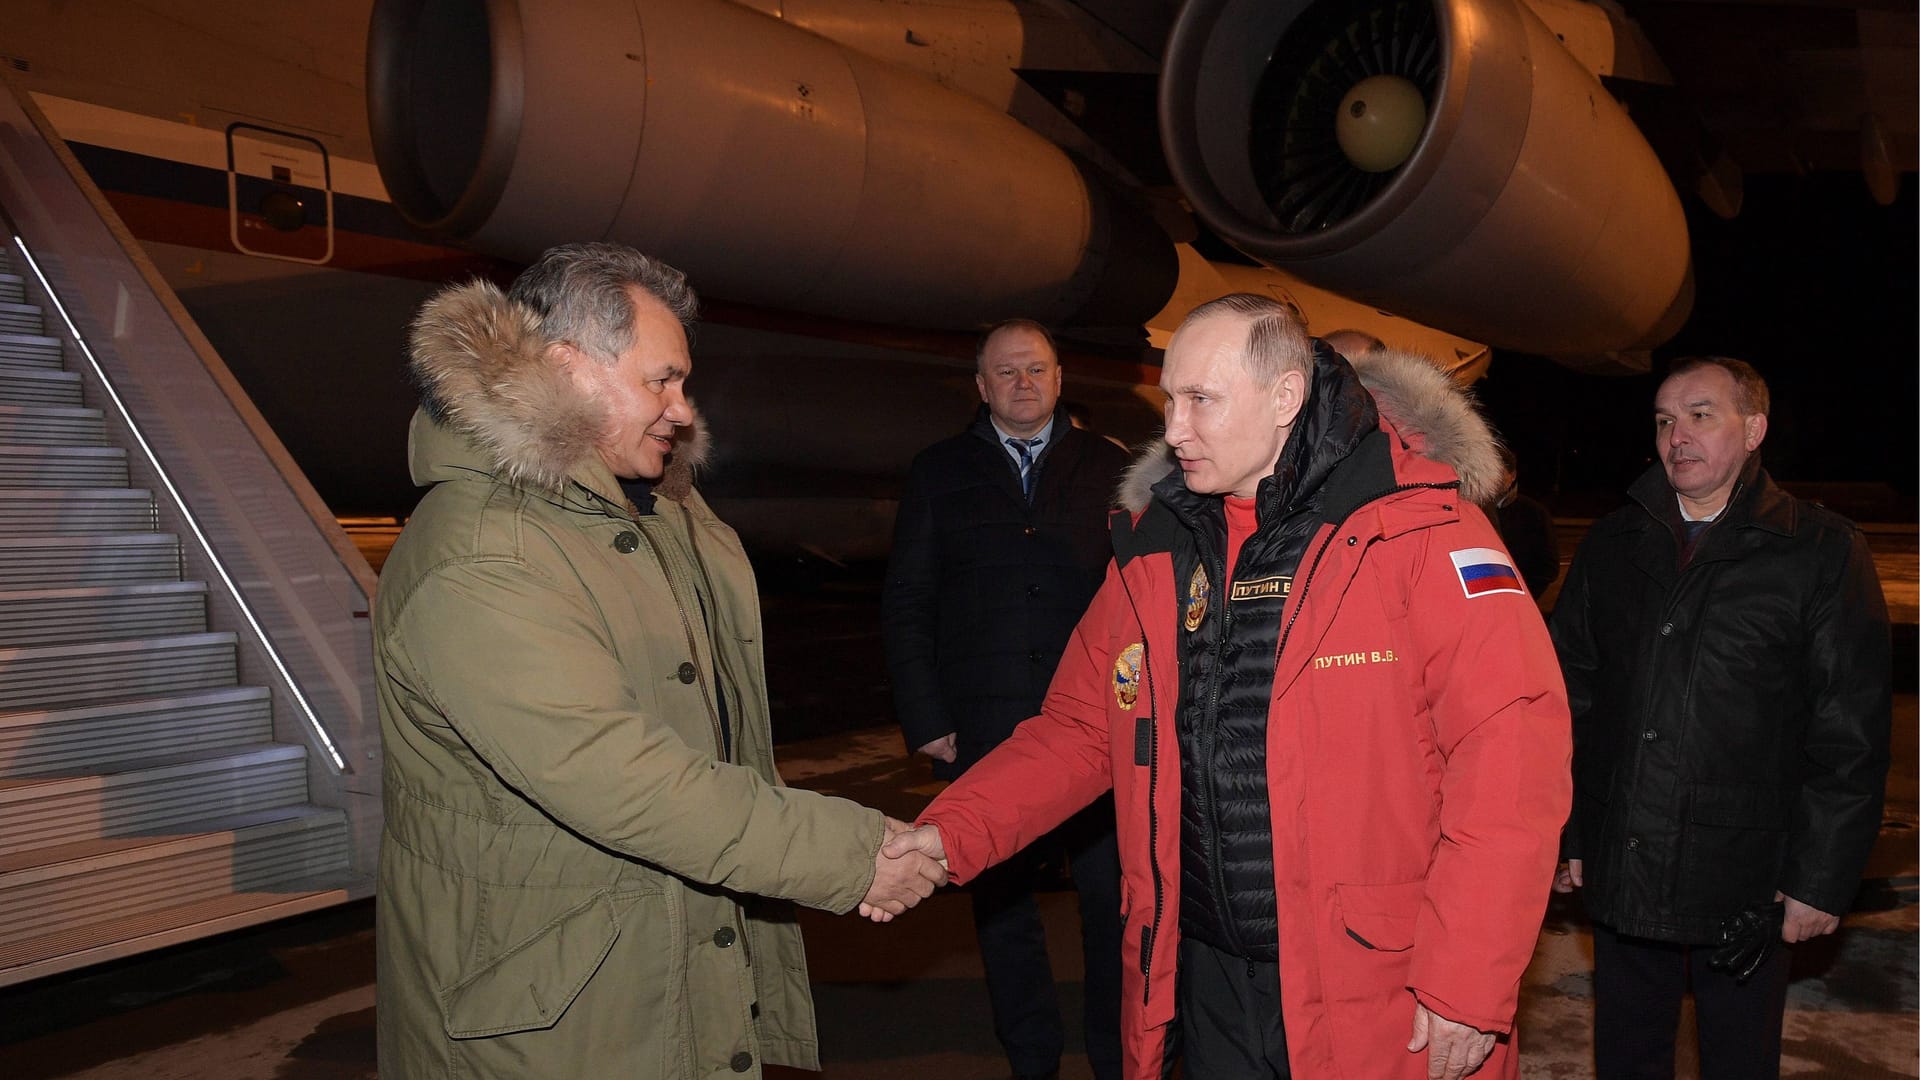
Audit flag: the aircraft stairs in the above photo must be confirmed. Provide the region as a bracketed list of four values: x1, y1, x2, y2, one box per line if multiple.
[0, 83, 380, 988]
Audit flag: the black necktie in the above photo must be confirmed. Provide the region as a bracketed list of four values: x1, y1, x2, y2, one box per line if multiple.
[1006, 436, 1042, 500]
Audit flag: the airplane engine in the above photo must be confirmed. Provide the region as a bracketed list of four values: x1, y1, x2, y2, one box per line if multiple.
[367, 0, 1175, 329]
[1160, 0, 1693, 355]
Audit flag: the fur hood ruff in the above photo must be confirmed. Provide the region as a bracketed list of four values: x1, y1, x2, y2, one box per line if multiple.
[408, 279, 709, 501]
[1117, 347, 1503, 512]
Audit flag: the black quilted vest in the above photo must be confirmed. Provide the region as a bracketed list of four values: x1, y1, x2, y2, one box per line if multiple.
[1160, 346, 1379, 960]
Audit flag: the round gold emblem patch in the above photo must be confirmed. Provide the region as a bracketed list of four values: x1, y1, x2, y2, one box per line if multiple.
[1112, 642, 1144, 710]
[1183, 563, 1210, 633]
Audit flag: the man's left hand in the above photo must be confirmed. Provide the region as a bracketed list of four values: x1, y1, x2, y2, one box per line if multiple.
[1407, 1001, 1496, 1080]
[1777, 891, 1841, 943]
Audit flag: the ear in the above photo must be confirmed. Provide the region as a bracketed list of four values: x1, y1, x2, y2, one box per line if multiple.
[1273, 369, 1309, 428]
[975, 372, 990, 403]
[548, 341, 600, 396]
[1744, 411, 1768, 451]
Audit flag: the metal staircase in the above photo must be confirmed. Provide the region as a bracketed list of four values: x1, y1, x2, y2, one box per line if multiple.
[0, 250, 359, 987]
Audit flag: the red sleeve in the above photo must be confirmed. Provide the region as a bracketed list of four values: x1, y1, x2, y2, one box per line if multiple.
[919, 560, 1129, 884]
[1401, 508, 1573, 1033]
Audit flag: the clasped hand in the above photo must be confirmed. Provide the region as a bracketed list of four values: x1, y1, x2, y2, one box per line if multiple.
[857, 819, 949, 922]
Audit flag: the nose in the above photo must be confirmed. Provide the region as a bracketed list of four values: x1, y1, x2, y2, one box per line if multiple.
[1163, 402, 1189, 447]
[662, 384, 692, 426]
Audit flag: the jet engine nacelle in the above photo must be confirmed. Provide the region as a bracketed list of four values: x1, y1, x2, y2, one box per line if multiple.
[1160, 0, 1692, 355]
[367, 0, 1174, 330]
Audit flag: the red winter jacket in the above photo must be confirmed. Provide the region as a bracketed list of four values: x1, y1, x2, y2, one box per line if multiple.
[920, 350, 1572, 1078]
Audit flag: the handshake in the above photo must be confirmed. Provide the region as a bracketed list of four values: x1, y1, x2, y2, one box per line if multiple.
[857, 819, 949, 922]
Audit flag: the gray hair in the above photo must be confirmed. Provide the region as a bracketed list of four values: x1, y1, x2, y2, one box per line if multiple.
[1181, 293, 1313, 388]
[1666, 355, 1771, 418]
[508, 242, 698, 362]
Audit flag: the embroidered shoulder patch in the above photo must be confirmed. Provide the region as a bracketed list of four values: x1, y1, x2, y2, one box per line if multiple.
[1449, 547, 1526, 598]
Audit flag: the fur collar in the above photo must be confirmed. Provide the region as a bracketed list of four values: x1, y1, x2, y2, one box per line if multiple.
[1116, 346, 1502, 512]
[407, 279, 709, 501]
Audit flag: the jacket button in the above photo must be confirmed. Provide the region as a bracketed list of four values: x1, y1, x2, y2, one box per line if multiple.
[677, 662, 697, 684]
[1027, 584, 1040, 596]
[1660, 622, 1673, 636]
[713, 926, 736, 948]
[730, 1051, 753, 1072]
[1023, 526, 1037, 536]
[1642, 729, 1659, 741]
[1029, 650, 1043, 663]
[1626, 836, 1641, 851]
[613, 531, 639, 553]
[1346, 536, 1357, 546]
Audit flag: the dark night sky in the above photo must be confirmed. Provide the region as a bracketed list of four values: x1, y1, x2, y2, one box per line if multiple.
[1475, 172, 1918, 517]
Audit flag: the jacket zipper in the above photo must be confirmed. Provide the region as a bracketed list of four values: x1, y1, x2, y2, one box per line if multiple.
[634, 525, 729, 761]
[1115, 561, 1164, 1005]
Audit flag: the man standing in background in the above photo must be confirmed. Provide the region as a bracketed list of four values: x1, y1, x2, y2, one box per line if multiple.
[1552, 355, 1891, 1078]
[883, 319, 1130, 1080]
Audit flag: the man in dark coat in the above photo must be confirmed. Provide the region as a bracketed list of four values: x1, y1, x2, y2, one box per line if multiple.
[882, 319, 1129, 1080]
[1551, 356, 1891, 1079]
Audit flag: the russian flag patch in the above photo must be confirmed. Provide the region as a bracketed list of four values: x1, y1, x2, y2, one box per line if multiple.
[1449, 547, 1526, 598]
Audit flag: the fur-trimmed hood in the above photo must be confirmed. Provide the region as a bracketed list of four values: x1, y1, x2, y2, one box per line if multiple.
[406, 279, 709, 503]
[1116, 345, 1503, 512]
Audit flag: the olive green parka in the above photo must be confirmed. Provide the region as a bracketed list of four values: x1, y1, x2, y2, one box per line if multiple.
[374, 280, 885, 1078]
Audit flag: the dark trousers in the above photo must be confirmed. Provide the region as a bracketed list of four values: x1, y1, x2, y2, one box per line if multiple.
[1175, 937, 1290, 1079]
[1592, 921, 1792, 1080]
[970, 797, 1123, 1079]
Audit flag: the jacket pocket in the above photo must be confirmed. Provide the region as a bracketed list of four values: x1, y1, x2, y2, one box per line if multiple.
[440, 891, 621, 1038]
[1675, 782, 1791, 915]
[1334, 880, 1426, 952]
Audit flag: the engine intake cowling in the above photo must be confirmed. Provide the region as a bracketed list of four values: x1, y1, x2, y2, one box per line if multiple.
[368, 0, 1175, 329]
[1159, 0, 1691, 354]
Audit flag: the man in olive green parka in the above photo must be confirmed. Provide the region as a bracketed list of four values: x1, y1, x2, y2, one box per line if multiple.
[374, 244, 945, 1079]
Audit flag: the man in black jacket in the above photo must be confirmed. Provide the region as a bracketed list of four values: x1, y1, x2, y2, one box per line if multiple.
[1551, 356, 1891, 1079]
[882, 319, 1129, 1080]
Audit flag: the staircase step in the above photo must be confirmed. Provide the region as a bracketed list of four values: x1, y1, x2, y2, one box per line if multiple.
[0, 404, 106, 446]
[0, 805, 349, 955]
[0, 632, 235, 710]
[0, 742, 308, 858]
[0, 533, 179, 588]
[0, 333, 61, 370]
[0, 581, 206, 646]
[0, 302, 43, 336]
[0, 881, 352, 988]
[0, 445, 127, 487]
[0, 368, 82, 408]
[0, 687, 272, 779]
[0, 489, 155, 535]
[0, 274, 23, 306]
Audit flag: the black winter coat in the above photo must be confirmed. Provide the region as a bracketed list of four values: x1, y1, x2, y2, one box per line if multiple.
[883, 406, 1130, 779]
[1551, 457, 1891, 943]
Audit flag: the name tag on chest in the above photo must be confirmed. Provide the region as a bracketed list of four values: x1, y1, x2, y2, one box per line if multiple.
[1230, 575, 1291, 602]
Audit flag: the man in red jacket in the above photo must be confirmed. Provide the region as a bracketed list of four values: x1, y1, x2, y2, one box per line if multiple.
[884, 295, 1571, 1078]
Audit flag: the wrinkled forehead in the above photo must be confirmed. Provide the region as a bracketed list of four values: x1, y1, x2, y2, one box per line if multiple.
[979, 327, 1056, 370]
[1164, 314, 1253, 384]
[1654, 365, 1737, 411]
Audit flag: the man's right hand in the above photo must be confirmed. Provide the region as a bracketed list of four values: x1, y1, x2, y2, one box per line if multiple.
[917, 733, 958, 763]
[1552, 859, 1583, 893]
[858, 819, 947, 922]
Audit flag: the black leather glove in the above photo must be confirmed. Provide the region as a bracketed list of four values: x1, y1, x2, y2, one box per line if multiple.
[1707, 901, 1785, 982]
